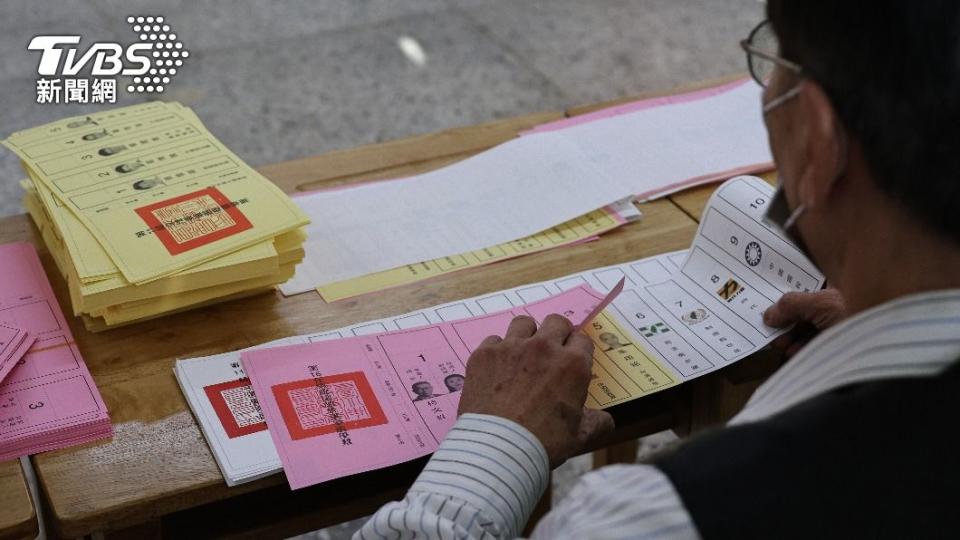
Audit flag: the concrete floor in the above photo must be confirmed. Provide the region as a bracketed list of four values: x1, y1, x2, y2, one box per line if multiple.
[1, 1, 763, 537]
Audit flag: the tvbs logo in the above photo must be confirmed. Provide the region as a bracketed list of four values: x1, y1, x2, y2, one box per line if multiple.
[29, 36, 151, 76]
[29, 15, 188, 104]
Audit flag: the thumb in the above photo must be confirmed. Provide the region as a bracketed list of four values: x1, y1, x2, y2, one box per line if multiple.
[577, 407, 615, 449]
[763, 291, 813, 327]
[764, 289, 846, 329]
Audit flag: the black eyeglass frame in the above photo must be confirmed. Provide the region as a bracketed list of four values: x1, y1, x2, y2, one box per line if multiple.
[740, 20, 803, 87]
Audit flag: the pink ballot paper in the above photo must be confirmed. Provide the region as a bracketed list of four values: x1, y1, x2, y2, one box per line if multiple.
[0, 324, 36, 385]
[242, 281, 623, 489]
[0, 242, 112, 461]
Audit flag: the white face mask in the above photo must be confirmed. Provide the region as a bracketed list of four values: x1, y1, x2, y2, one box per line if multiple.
[762, 81, 848, 264]
[765, 183, 809, 256]
[761, 82, 810, 254]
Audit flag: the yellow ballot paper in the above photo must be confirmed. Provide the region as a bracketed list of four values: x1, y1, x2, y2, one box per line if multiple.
[582, 310, 677, 407]
[3, 102, 309, 284]
[10, 104, 309, 329]
[315, 206, 633, 302]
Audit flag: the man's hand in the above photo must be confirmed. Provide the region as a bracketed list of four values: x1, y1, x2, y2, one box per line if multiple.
[458, 314, 614, 468]
[763, 288, 846, 357]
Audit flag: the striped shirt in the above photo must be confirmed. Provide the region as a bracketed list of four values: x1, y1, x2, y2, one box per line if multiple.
[355, 289, 960, 539]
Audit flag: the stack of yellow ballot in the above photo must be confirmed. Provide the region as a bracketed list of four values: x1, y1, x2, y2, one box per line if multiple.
[3, 102, 309, 330]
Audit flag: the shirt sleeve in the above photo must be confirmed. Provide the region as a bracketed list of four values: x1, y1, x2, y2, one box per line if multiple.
[354, 413, 550, 539]
[354, 414, 700, 540]
[532, 464, 700, 539]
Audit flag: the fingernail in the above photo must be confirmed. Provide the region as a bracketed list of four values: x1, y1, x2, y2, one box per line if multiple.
[763, 307, 777, 325]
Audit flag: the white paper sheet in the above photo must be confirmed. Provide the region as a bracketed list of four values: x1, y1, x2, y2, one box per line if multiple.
[284, 132, 634, 287]
[178, 176, 823, 486]
[284, 81, 770, 288]
[551, 81, 773, 201]
[280, 196, 639, 297]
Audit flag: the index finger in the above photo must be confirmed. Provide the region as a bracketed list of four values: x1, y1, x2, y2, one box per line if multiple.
[564, 331, 594, 360]
[504, 315, 537, 339]
[537, 313, 574, 343]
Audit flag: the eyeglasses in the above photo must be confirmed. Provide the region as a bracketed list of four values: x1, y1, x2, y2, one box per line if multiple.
[740, 20, 802, 87]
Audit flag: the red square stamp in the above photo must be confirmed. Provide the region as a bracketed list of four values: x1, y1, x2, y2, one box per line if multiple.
[272, 371, 387, 441]
[135, 187, 252, 255]
[204, 378, 267, 439]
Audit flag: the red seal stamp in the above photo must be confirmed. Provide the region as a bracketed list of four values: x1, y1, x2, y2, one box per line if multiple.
[272, 371, 387, 440]
[135, 187, 252, 255]
[204, 378, 267, 439]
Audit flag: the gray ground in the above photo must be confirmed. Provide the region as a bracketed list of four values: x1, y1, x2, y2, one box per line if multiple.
[1, 1, 761, 537]
[0, 0, 761, 216]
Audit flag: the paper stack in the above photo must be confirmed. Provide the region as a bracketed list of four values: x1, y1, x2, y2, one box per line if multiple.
[0, 242, 112, 461]
[175, 336, 295, 486]
[3, 103, 310, 330]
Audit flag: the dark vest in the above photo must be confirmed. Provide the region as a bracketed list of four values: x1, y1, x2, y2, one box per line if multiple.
[655, 361, 960, 539]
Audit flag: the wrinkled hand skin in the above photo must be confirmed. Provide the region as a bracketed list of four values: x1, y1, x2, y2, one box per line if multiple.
[763, 288, 847, 358]
[457, 314, 615, 468]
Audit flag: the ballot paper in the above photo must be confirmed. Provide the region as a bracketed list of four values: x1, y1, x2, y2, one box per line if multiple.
[282, 131, 637, 287]
[526, 78, 774, 200]
[0, 243, 112, 461]
[283, 197, 641, 299]
[0, 325, 35, 385]
[274, 80, 770, 287]
[3, 102, 309, 284]
[11, 104, 308, 329]
[177, 176, 823, 488]
[243, 283, 623, 489]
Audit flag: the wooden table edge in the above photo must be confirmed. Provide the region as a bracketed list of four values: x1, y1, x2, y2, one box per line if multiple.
[0, 460, 38, 540]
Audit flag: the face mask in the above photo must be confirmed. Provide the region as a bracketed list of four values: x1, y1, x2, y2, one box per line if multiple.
[761, 82, 827, 264]
[765, 183, 813, 261]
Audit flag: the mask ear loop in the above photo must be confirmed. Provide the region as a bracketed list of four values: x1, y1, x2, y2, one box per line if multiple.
[782, 201, 807, 230]
[778, 123, 848, 231]
[762, 84, 803, 114]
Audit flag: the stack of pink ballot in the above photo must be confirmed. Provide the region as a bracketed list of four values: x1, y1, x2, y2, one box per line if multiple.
[0, 242, 112, 461]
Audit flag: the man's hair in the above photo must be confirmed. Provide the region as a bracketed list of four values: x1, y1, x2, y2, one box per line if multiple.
[768, 1, 960, 244]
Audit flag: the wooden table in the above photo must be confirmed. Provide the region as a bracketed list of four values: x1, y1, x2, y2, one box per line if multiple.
[0, 74, 778, 538]
[0, 460, 38, 540]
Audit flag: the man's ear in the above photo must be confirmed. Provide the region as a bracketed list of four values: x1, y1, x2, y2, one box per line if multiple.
[795, 80, 845, 209]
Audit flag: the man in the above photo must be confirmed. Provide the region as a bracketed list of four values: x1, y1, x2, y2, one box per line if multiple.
[358, 2, 960, 537]
[411, 381, 443, 402]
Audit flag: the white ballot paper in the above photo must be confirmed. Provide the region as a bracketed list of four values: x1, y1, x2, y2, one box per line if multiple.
[285, 81, 770, 288]
[280, 197, 641, 297]
[177, 176, 823, 487]
[289, 131, 635, 286]
[548, 80, 773, 201]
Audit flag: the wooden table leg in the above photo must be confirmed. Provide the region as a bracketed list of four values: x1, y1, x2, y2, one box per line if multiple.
[689, 350, 784, 433]
[591, 439, 639, 469]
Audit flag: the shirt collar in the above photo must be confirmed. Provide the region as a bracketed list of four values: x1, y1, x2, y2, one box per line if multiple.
[732, 288, 960, 425]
